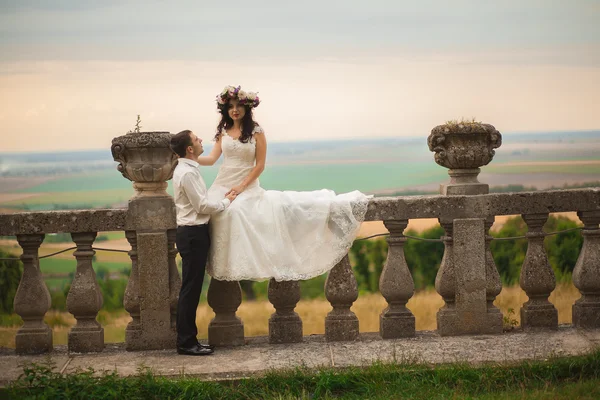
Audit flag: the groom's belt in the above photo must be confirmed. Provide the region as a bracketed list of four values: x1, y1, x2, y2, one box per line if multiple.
[177, 223, 208, 228]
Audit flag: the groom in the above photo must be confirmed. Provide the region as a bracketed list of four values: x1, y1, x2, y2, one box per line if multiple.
[170, 130, 237, 356]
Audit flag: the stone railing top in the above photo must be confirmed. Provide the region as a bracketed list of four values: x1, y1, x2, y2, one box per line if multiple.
[365, 188, 600, 221]
[0, 208, 127, 236]
[0, 188, 598, 236]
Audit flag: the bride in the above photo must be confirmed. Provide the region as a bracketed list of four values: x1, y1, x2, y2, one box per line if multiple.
[198, 85, 371, 282]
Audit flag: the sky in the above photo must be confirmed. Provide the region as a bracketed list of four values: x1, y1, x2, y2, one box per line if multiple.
[0, 0, 599, 152]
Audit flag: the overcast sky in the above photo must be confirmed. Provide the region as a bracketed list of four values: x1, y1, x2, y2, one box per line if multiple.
[1, 0, 599, 152]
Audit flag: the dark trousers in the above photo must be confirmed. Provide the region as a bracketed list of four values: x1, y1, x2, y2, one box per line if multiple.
[176, 224, 210, 348]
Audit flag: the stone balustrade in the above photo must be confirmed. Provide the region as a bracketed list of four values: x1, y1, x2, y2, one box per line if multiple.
[2, 188, 599, 353]
[0, 125, 599, 355]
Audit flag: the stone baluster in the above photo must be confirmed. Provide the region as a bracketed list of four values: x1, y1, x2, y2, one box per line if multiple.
[520, 213, 558, 330]
[167, 229, 181, 330]
[379, 220, 415, 338]
[573, 210, 600, 328]
[268, 279, 302, 343]
[66, 232, 104, 352]
[123, 230, 141, 348]
[14, 234, 52, 354]
[435, 219, 456, 336]
[207, 279, 245, 346]
[485, 217, 503, 315]
[436, 218, 503, 335]
[325, 255, 359, 341]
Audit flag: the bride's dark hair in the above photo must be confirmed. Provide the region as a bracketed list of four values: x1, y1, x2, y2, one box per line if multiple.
[215, 102, 259, 143]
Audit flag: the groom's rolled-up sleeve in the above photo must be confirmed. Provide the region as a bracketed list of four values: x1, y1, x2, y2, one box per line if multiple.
[181, 173, 230, 214]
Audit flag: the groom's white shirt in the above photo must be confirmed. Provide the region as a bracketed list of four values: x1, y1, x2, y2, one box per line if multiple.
[172, 158, 230, 226]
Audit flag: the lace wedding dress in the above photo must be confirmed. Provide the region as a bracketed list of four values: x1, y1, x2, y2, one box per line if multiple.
[206, 126, 371, 281]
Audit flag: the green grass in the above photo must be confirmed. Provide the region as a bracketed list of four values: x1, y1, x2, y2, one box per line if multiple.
[39, 258, 130, 275]
[11, 161, 448, 196]
[3, 188, 134, 208]
[44, 277, 70, 291]
[100, 231, 126, 241]
[17, 170, 134, 194]
[3, 350, 600, 399]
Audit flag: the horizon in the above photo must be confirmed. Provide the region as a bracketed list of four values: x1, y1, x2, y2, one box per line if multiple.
[1, 128, 599, 156]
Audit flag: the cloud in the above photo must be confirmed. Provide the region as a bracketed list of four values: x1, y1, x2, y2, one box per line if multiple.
[0, 0, 598, 64]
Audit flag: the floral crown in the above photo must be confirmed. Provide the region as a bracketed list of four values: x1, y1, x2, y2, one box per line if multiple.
[216, 85, 260, 109]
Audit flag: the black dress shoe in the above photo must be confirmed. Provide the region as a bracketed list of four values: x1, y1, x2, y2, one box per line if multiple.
[177, 344, 214, 356]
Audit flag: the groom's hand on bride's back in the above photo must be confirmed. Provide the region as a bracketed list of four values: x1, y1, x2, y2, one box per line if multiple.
[226, 192, 237, 202]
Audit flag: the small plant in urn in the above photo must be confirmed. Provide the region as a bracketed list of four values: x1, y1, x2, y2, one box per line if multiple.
[427, 120, 502, 195]
[111, 130, 178, 199]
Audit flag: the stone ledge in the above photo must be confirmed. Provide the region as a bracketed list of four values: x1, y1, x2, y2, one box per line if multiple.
[1, 327, 598, 386]
[1, 188, 598, 236]
[0, 209, 128, 236]
[366, 188, 600, 221]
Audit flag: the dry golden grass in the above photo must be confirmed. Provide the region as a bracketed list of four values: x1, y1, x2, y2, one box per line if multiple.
[0, 283, 582, 348]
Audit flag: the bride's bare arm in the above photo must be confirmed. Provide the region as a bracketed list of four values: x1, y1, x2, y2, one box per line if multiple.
[197, 136, 223, 166]
[227, 132, 267, 195]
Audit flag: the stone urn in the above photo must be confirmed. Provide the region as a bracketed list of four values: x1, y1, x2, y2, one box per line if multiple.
[427, 122, 502, 195]
[111, 131, 177, 198]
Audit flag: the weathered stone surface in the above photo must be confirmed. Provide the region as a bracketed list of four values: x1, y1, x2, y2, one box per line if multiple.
[325, 256, 359, 341]
[0, 209, 127, 236]
[573, 210, 600, 329]
[67, 232, 104, 353]
[436, 219, 456, 335]
[123, 230, 141, 349]
[111, 131, 178, 190]
[428, 123, 502, 169]
[428, 122, 500, 195]
[2, 189, 598, 236]
[438, 218, 502, 335]
[268, 279, 302, 344]
[14, 234, 52, 354]
[440, 169, 489, 195]
[520, 213, 558, 330]
[126, 197, 177, 232]
[127, 232, 175, 350]
[379, 220, 415, 339]
[364, 188, 600, 221]
[208, 280, 245, 347]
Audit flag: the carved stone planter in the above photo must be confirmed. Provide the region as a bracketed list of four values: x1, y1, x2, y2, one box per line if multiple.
[427, 122, 502, 195]
[111, 131, 178, 198]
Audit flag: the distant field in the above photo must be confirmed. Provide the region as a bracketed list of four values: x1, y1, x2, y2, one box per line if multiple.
[2, 188, 133, 209]
[485, 162, 600, 175]
[1, 133, 599, 210]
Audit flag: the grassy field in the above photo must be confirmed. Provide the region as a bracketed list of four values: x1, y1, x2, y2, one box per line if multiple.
[0, 282, 580, 348]
[2, 188, 134, 209]
[485, 163, 600, 175]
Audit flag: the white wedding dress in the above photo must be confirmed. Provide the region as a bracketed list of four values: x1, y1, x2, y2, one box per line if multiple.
[206, 126, 371, 281]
